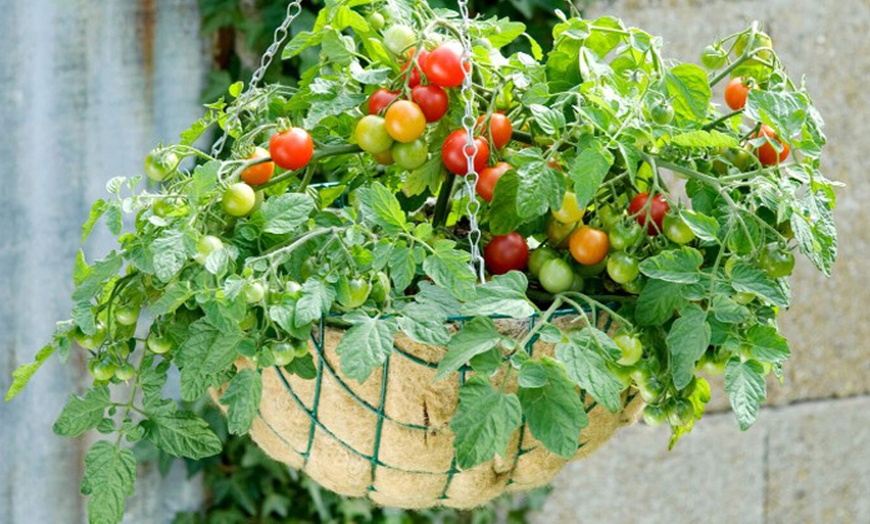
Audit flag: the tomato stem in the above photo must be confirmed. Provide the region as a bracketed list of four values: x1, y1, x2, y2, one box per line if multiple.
[432, 171, 456, 229]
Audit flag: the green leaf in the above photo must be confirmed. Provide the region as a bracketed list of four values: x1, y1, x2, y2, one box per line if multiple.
[221, 369, 263, 435]
[53, 386, 111, 437]
[487, 173, 526, 236]
[387, 244, 417, 293]
[529, 104, 565, 134]
[639, 247, 704, 284]
[671, 130, 738, 149]
[437, 317, 504, 380]
[518, 360, 548, 388]
[730, 263, 789, 307]
[725, 358, 766, 430]
[322, 30, 354, 66]
[518, 357, 588, 458]
[397, 302, 450, 346]
[680, 209, 720, 242]
[791, 190, 837, 277]
[667, 304, 711, 390]
[461, 272, 534, 319]
[636, 279, 687, 326]
[295, 279, 336, 328]
[744, 325, 791, 363]
[450, 376, 522, 469]
[513, 148, 563, 219]
[81, 199, 109, 243]
[283, 31, 323, 59]
[349, 62, 391, 85]
[711, 295, 751, 324]
[5, 343, 57, 401]
[358, 183, 408, 234]
[72, 253, 123, 302]
[143, 411, 223, 459]
[335, 316, 395, 383]
[556, 329, 624, 412]
[148, 282, 193, 316]
[80, 441, 136, 524]
[422, 241, 476, 298]
[176, 319, 244, 401]
[152, 230, 188, 283]
[190, 162, 219, 202]
[403, 155, 443, 197]
[261, 193, 315, 235]
[569, 139, 613, 209]
[666, 63, 712, 122]
[269, 301, 313, 340]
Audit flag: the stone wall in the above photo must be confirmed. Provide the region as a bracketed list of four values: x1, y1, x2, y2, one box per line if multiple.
[537, 1, 870, 522]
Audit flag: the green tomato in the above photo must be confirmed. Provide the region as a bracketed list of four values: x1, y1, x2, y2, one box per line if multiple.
[650, 101, 674, 125]
[383, 24, 415, 55]
[367, 12, 385, 31]
[153, 197, 182, 217]
[528, 246, 558, 277]
[114, 306, 140, 326]
[75, 325, 106, 350]
[700, 44, 727, 70]
[734, 31, 773, 63]
[89, 358, 117, 381]
[722, 147, 755, 172]
[598, 204, 623, 231]
[239, 310, 258, 331]
[622, 276, 645, 295]
[223, 182, 256, 217]
[575, 257, 607, 277]
[245, 282, 266, 304]
[606, 252, 640, 284]
[195, 235, 224, 264]
[695, 157, 713, 173]
[144, 149, 179, 182]
[642, 404, 669, 427]
[699, 353, 727, 376]
[609, 221, 643, 251]
[538, 258, 575, 294]
[733, 291, 756, 305]
[337, 276, 372, 309]
[663, 214, 695, 245]
[614, 334, 643, 366]
[570, 273, 585, 292]
[370, 272, 391, 304]
[292, 338, 310, 357]
[637, 374, 665, 404]
[356, 115, 395, 154]
[270, 343, 296, 367]
[392, 139, 428, 170]
[759, 244, 795, 278]
[114, 363, 136, 381]
[285, 280, 303, 299]
[668, 399, 695, 426]
[147, 335, 172, 355]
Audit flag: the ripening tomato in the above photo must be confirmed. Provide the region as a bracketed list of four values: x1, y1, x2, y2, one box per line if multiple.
[423, 42, 468, 88]
[569, 226, 609, 266]
[442, 130, 489, 175]
[628, 192, 670, 235]
[538, 258, 575, 294]
[401, 50, 428, 88]
[724, 77, 751, 111]
[368, 88, 400, 115]
[373, 149, 394, 165]
[476, 162, 510, 202]
[240, 146, 275, 186]
[269, 128, 314, 171]
[383, 24, 416, 56]
[552, 191, 585, 224]
[753, 124, 790, 166]
[356, 115, 395, 154]
[384, 100, 426, 143]
[484, 233, 529, 275]
[223, 183, 256, 217]
[477, 113, 512, 149]
[546, 217, 577, 248]
[411, 85, 448, 122]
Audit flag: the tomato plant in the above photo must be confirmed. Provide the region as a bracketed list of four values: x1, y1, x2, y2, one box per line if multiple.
[484, 233, 529, 275]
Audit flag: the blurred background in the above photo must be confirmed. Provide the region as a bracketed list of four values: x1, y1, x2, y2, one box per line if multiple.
[1, 0, 867, 522]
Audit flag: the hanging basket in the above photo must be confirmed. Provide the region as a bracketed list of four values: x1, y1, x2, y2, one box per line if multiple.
[220, 311, 643, 509]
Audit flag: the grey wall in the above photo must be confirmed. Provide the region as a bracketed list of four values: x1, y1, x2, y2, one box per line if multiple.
[0, 1, 206, 522]
[537, 1, 870, 522]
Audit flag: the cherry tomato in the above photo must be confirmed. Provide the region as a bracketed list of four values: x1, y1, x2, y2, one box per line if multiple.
[478, 113, 512, 149]
[575, 258, 607, 277]
[663, 214, 695, 245]
[356, 115, 395, 154]
[753, 124, 790, 166]
[401, 50, 428, 88]
[337, 276, 372, 309]
[75, 325, 106, 351]
[423, 42, 468, 88]
[701, 44, 727, 70]
[196, 235, 223, 264]
[650, 101, 674, 125]
[147, 335, 172, 355]
[637, 374, 666, 404]
[373, 149, 394, 165]
[607, 252, 640, 284]
[759, 244, 795, 278]
[144, 149, 179, 182]
[628, 192, 670, 235]
[411, 85, 448, 122]
[269, 128, 314, 171]
[699, 353, 727, 375]
[724, 77, 751, 111]
[368, 88, 400, 115]
[370, 272, 391, 304]
[270, 342, 296, 367]
[734, 31, 773, 64]
[528, 246, 558, 277]
[546, 217, 577, 248]
[538, 258, 575, 294]
[223, 182, 256, 217]
[608, 221, 643, 251]
[569, 226, 610, 266]
[476, 162, 510, 202]
[114, 306, 140, 327]
[642, 404, 668, 427]
[669, 399, 695, 426]
[552, 191, 585, 224]
[614, 334, 643, 366]
[89, 358, 117, 382]
[484, 233, 529, 275]
[622, 276, 645, 294]
[115, 363, 136, 381]
[392, 139, 428, 170]
[153, 197, 181, 218]
[240, 146, 275, 186]
[239, 310, 258, 331]
[598, 204, 623, 231]
[383, 25, 415, 56]
[245, 282, 266, 304]
[441, 130, 489, 175]
[367, 12, 385, 31]
[384, 100, 426, 143]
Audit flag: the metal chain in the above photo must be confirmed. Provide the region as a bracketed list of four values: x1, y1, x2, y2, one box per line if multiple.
[455, 0, 486, 282]
[211, 0, 305, 158]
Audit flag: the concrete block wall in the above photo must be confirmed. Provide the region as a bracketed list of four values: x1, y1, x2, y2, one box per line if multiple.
[537, 1, 870, 522]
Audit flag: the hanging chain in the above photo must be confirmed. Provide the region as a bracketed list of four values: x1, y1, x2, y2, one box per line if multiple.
[211, 0, 305, 158]
[455, 0, 486, 282]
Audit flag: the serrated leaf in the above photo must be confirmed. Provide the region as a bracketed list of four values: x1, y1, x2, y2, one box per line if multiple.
[514, 148, 563, 219]
[388, 244, 417, 292]
[295, 279, 335, 328]
[745, 325, 791, 363]
[221, 369, 263, 435]
[335, 316, 395, 382]
[149, 282, 193, 316]
[82, 199, 109, 243]
[671, 130, 738, 148]
[152, 230, 187, 283]
[349, 62, 391, 85]
[725, 358, 766, 430]
[261, 193, 315, 234]
[5, 343, 57, 402]
[142, 411, 222, 459]
[556, 329, 624, 413]
[437, 317, 503, 380]
[461, 272, 534, 319]
[636, 279, 687, 327]
[397, 302, 450, 346]
[358, 183, 407, 234]
[569, 139, 613, 209]
[176, 319, 244, 401]
[529, 104, 565, 134]
[487, 173, 526, 236]
[72, 253, 123, 302]
[667, 304, 711, 390]
[450, 376, 522, 469]
[680, 209, 720, 242]
[639, 247, 704, 284]
[666, 63, 711, 122]
[422, 242, 476, 298]
[80, 441, 136, 524]
[730, 263, 789, 307]
[53, 386, 111, 437]
[711, 295, 751, 324]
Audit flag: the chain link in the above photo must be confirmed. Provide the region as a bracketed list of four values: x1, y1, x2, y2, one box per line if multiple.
[211, 0, 305, 158]
[455, 0, 486, 282]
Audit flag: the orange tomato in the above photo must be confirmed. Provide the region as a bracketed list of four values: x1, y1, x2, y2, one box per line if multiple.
[240, 146, 275, 186]
[384, 100, 427, 143]
[569, 226, 610, 265]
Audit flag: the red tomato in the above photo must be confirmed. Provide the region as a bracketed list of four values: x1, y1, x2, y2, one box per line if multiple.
[476, 162, 510, 202]
[442, 129, 489, 175]
[628, 192, 670, 235]
[411, 85, 448, 122]
[269, 128, 314, 171]
[240, 146, 275, 186]
[368, 88, 400, 115]
[753, 124, 790, 166]
[569, 226, 610, 265]
[423, 42, 469, 88]
[477, 113, 513, 149]
[725, 77, 751, 111]
[384, 100, 427, 143]
[484, 233, 529, 275]
[401, 50, 429, 88]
